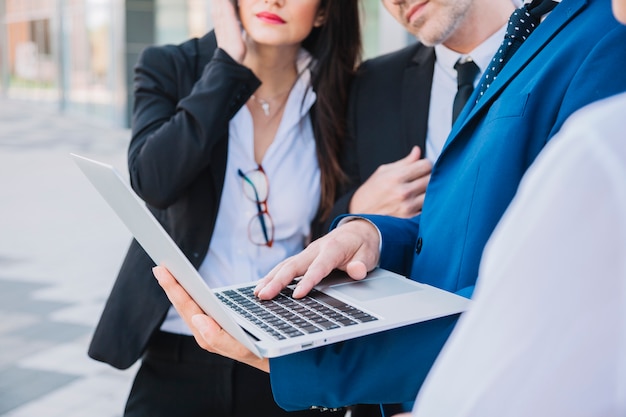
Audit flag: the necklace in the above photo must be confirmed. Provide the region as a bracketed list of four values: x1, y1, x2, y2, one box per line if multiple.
[249, 68, 306, 117]
[250, 94, 272, 116]
[249, 81, 297, 118]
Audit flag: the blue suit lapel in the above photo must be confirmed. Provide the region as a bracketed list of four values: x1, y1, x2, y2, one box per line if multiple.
[442, 0, 588, 156]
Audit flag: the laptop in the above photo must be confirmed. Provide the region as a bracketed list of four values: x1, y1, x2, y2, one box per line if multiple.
[71, 153, 469, 358]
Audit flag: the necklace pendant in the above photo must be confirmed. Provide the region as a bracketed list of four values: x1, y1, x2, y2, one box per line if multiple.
[260, 101, 270, 116]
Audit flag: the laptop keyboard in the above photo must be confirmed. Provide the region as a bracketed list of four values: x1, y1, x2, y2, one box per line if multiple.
[216, 285, 378, 340]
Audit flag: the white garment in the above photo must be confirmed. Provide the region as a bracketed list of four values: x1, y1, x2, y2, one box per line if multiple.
[161, 50, 321, 335]
[425, 0, 550, 162]
[412, 92, 626, 417]
[426, 27, 506, 163]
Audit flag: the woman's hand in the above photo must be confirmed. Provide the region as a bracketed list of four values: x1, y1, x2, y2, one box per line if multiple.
[212, 0, 246, 62]
[153, 266, 270, 372]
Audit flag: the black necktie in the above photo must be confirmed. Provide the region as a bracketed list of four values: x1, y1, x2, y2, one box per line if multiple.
[453, 58, 480, 124]
[476, 0, 559, 101]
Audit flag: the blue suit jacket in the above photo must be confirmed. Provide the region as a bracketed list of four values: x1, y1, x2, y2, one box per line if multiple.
[270, 0, 626, 411]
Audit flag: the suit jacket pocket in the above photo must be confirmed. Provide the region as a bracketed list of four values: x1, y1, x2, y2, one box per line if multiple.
[484, 93, 530, 122]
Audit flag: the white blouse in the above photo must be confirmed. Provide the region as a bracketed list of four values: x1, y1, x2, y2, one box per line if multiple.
[161, 50, 320, 335]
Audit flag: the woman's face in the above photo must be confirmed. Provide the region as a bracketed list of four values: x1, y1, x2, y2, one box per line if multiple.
[238, 0, 324, 47]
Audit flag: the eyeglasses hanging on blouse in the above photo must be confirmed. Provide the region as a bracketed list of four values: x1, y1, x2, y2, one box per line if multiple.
[237, 165, 275, 248]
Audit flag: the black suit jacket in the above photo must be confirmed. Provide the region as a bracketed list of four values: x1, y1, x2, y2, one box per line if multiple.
[329, 42, 435, 223]
[89, 32, 263, 369]
[90, 31, 343, 370]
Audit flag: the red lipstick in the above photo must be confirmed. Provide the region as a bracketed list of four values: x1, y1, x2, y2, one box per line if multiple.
[256, 12, 286, 24]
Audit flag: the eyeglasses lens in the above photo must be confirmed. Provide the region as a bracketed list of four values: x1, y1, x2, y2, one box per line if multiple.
[238, 167, 274, 247]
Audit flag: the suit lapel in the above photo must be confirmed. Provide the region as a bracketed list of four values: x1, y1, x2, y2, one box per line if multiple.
[446, 0, 587, 146]
[402, 44, 435, 153]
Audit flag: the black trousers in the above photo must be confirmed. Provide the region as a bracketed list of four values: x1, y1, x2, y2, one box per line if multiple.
[124, 331, 345, 417]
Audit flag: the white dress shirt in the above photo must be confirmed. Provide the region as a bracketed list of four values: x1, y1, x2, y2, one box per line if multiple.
[426, 27, 506, 162]
[161, 50, 321, 335]
[425, 0, 558, 162]
[412, 92, 626, 417]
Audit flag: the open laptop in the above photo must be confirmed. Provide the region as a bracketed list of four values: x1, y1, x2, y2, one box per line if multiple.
[71, 153, 469, 358]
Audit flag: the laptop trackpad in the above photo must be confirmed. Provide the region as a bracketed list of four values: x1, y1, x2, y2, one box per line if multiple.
[330, 276, 421, 301]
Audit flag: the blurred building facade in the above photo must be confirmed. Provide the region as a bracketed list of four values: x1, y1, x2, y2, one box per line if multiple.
[0, 0, 411, 128]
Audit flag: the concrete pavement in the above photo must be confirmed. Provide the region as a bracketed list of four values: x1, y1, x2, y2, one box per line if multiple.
[0, 99, 138, 416]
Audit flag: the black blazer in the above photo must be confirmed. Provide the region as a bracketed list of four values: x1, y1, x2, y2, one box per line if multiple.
[88, 31, 340, 369]
[329, 42, 435, 223]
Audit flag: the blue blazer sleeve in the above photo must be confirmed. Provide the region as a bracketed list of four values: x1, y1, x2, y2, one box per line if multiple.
[268, 213, 457, 411]
[270, 314, 459, 411]
[330, 214, 421, 277]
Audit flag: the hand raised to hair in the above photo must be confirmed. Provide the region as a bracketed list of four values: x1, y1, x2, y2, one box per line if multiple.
[212, 0, 246, 63]
[350, 146, 432, 218]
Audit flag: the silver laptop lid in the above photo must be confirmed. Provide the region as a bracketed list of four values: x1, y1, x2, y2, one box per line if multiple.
[71, 153, 264, 357]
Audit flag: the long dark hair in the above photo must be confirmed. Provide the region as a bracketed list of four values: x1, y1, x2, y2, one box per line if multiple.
[302, 0, 362, 222]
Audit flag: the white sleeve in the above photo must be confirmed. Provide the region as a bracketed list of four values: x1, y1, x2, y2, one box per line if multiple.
[412, 95, 626, 417]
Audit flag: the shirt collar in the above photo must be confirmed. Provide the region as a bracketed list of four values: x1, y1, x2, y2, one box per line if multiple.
[434, 23, 507, 77]
[290, 48, 316, 120]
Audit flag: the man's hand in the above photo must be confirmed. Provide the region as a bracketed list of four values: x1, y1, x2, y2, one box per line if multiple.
[212, 0, 246, 62]
[153, 266, 270, 372]
[350, 146, 432, 218]
[255, 219, 381, 300]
